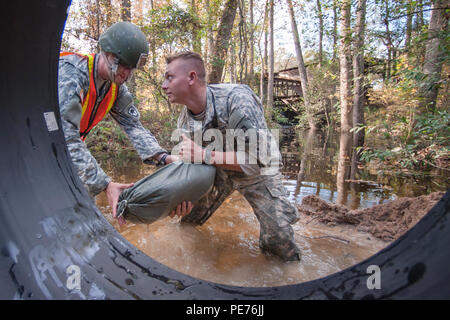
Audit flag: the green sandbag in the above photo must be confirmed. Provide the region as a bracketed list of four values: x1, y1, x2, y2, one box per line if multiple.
[116, 160, 216, 224]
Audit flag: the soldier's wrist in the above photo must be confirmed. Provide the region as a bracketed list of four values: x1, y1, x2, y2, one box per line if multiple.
[203, 148, 213, 165]
[158, 153, 169, 166]
[103, 177, 112, 192]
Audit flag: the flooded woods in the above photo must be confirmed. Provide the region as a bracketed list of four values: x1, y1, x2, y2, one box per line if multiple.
[96, 128, 447, 287]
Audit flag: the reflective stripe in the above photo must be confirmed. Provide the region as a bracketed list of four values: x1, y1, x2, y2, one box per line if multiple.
[105, 83, 117, 115]
[80, 54, 94, 126]
[59, 52, 118, 141]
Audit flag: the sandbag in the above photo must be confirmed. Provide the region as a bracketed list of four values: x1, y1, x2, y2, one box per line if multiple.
[117, 160, 216, 224]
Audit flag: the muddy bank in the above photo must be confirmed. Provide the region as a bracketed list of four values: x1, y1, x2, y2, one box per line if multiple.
[297, 192, 445, 241]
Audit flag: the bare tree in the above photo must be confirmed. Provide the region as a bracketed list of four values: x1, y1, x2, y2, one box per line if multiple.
[120, 0, 131, 21]
[353, 0, 367, 150]
[381, 0, 396, 80]
[286, 0, 315, 129]
[266, 0, 275, 119]
[418, 0, 449, 113]
[205, 0, 214, 72]
[208, 0, 239, 84]
[238, 0, 248, 83]
[100, 0, 113, 27]
[316, 0, 324, 68]
[405, 0, 413, 51]
[190, 0, 202, 54]
[121, 0, 136, 96]
[259, 0, 269, 105]
[249, 0, 255, 88]
[339, 0, 353, 134]
[332, 0, 338, 61]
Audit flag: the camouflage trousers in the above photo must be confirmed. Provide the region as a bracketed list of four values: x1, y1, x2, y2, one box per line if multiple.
[181, 170, 301, 262]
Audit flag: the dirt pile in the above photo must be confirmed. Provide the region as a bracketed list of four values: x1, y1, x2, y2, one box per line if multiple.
[297, 192, 445, 241]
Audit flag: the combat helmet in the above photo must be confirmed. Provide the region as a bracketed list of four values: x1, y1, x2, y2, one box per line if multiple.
[99, 21, 149, 70]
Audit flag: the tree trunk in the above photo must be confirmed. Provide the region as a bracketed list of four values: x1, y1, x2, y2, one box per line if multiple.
[416, 0, 424, 29]
[121, 0, 136, 96]
[295, 128, 316, 197]
[332, 0, 338, 61]
[383, 0, 393, 81]
[266, 0, 274, 119]
[339, 0, 353, 134]
[414, 0, 426, 67]
[205, 0, 214, 74]
[208, 0, 239, 84]
[286, 0, 315, 129]
[337, 131, 352, 206]
[120, 0, 131, 21]
[260, 0, 269, 105]
[249, 0, 255, 88]
[230, 41, 236, 83]
[238, 0, 247, 83]
[353, 0, 366, 150]
[418, 0, 449, 113]
[405, 0, 413, 52]
[190, 0, 202, 54]
[100, 0, 113, 27]
[316, 0, 324, 68]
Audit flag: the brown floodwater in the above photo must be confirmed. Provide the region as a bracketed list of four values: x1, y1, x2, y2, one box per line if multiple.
[95, 128, 449, 287]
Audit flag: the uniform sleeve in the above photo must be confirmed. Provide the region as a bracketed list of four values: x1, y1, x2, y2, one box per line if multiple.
[109, 85, 167, 161]
[58, 59, 111, 196]
[228, 86, 281, 176]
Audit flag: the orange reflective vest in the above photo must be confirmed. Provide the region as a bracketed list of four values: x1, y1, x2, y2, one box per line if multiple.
[60, 52, 118, 141]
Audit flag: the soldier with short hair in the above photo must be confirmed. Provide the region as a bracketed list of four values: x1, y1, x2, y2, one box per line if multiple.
[58, 22, 191, 223]
[162, 51, 301, 262]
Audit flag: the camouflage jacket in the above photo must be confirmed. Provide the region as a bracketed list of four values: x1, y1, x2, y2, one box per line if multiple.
[58, 53, 166, 196]
[177, 84, 282, 187]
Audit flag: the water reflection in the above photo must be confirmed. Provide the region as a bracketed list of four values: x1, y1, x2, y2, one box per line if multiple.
[280, 128, 448, 209]
[280, 128, 390, 209]
[95, 127, 448, 287]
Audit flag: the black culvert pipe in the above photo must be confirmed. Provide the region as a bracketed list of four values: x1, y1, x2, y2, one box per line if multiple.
[0, 0, 449, 300]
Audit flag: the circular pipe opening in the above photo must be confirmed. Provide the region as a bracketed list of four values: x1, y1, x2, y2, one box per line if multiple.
[1, 0, 449, 300]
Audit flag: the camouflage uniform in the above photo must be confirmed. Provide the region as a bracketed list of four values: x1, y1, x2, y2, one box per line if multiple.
[178, 84, 301, 261]
[58, 53, 166, 196]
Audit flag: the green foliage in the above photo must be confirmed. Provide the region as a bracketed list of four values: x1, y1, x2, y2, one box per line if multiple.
[85, 118, 139, 163]
[360, 109, 450, 172]
[293, 60, 340, 129]
[139, 105, 182, 150]
[143, 5, 201, 51]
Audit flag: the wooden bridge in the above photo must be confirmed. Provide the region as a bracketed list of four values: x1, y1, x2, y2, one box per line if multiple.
[263, 67, 304, 124]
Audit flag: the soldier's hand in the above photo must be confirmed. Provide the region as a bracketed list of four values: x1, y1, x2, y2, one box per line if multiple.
[169, 201, 193, 219]
[106, 181, 134, 226]
[165, 154, 180, 164]
[179, 134, 204, 163]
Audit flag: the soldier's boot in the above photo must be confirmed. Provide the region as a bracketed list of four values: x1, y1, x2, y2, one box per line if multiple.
[259, 224, 301, 262]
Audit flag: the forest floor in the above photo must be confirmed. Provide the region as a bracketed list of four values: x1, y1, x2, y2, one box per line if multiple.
[297, 191, 445, 242]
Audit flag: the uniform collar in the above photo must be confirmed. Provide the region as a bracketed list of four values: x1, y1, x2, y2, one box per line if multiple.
[186, 86, 215, 128]
[203, 86, 216, 127]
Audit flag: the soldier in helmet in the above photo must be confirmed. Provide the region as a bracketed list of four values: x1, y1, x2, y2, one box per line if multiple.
[162, 51, 301, 262]
[58, 22, 192, 223]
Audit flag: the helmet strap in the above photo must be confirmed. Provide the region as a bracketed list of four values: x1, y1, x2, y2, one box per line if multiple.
[101, 52, 119, 82]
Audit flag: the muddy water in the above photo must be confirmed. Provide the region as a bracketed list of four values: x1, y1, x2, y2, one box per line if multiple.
[95, 128, 449, 287]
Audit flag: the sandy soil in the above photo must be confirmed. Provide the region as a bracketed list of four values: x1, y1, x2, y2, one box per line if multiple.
[297, 191, 445, 242]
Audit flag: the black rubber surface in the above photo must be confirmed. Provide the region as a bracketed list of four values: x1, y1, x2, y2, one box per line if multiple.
[1, 0, 449, 300]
